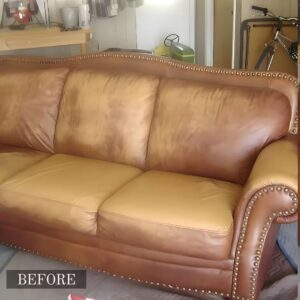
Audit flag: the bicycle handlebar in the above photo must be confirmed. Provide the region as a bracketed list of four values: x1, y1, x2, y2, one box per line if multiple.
[251, 5, 298, 22]
[252, 5, 268, 16]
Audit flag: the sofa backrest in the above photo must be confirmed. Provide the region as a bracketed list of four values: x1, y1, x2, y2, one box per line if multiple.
[0, 67, 69, 152]
[0, 53, 297, 184]
[146, 78, 291, 184]
[54, 69, 159, 168]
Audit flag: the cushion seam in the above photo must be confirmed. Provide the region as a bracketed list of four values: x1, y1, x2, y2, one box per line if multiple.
[96, 171, 146, 213]
[0, 188, 100, 211]
[0, 172, 145, 212]
[0, 154, 51, 185]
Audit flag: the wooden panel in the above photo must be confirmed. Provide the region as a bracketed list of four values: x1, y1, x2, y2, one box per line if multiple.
[0, 26, 91, 52]
[234, 0, 297, 68]
[241, 0, 297, 21]
[195, 0, 206, 65]
[213, 0, 233, 68]
[246, 24, 297, 76]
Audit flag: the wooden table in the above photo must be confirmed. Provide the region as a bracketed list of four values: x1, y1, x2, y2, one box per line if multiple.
[0, 25, 92, 54]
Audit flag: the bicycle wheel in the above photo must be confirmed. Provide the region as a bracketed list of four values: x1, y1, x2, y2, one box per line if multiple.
[288, 42, 298, 63]
[255, 44, 276, 70]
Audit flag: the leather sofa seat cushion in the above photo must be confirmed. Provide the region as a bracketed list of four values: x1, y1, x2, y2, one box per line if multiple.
[0, 144, 49, 184]
[147, 78, 291, 184]
[98, 171, 242, 260]
[54, 69, 159, 169]
[0, 154, 141, 235]
[0, 68, 69, 152]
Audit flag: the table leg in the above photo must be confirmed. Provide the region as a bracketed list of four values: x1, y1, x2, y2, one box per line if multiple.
[80, 43, 88, 55]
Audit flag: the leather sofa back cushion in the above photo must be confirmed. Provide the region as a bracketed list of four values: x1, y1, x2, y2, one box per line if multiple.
[0, 68, 69, 152]
[55, 69, 159, 168]
[147, 78, 291, 184]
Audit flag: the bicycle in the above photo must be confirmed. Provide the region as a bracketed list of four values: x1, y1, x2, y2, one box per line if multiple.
[252, 5, 298, 71]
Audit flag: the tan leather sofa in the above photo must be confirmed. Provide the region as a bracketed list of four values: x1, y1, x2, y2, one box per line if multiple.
[0, 53, 298, 300]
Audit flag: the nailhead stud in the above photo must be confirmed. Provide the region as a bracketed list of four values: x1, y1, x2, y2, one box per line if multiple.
[232, 185, 297, 300]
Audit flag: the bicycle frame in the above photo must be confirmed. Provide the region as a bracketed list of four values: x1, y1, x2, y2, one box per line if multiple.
[251, 5, 298, 71]
[264, 44, 275, 71]
[264, 29, 296, 71]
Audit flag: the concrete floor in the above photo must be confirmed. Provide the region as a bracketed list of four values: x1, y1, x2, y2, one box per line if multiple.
[0, 247, 221, 300]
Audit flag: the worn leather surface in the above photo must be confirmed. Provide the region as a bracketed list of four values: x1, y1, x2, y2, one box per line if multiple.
[0, 53, 297, 132]
[147, 78, 291, 184]
[0, 224, 233, 296]
[99, 170, 242, 260]
[241, 137, 297, 194]
[0, 144, 49, 184]
[0, 154, 141, 234]
[0, 68, 69, 152]
[0, 215, 234, 271]
[0, 54, 298, 300]
[55, 69, 159, 169]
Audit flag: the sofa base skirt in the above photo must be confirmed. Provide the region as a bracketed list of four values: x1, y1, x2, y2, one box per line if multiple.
[0, 224, 233, 298]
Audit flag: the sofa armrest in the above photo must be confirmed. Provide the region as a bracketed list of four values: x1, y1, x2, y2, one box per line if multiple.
[244, 136, 297, 197]
[230, 137, 298, 300]
[236, 136, 298, 225]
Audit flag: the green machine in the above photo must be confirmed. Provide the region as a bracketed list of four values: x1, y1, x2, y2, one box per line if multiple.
[170, 42, 195, 63]
[165, 34, 195, 63]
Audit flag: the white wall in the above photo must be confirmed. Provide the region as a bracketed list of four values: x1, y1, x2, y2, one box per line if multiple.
[135, 0, 195, 51]
[90, 8, 137, 52]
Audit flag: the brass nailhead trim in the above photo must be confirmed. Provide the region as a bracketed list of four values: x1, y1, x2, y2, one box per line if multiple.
[0, 53, 298, 86]
[231, 185, 298, 300]
[292, 112, 298, 135]
[0, 241, 230, 298]
[1, 52, 298, 134]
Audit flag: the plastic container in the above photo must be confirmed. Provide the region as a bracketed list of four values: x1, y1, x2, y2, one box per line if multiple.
[61, 7, 79, 29]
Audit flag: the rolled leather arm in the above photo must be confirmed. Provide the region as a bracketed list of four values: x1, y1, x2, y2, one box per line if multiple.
[230, 137, 298, 300]
[235, 136, 298, 225]
[244, 136, 297, 196]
